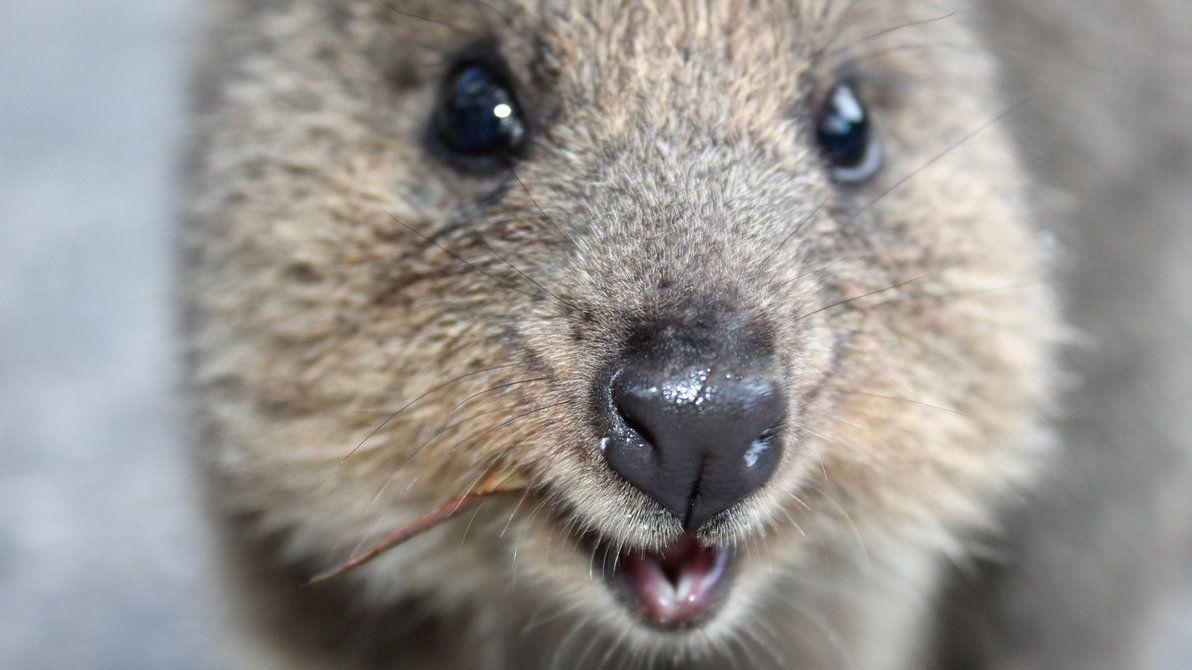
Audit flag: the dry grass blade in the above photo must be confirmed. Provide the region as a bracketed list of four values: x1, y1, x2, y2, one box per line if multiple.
[308, 466, 528, 585]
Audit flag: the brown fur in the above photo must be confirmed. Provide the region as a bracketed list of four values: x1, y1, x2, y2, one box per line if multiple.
[184, 1, 1063, 667]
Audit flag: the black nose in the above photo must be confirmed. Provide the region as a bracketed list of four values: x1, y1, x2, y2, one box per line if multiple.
[601, 344, 786, 531]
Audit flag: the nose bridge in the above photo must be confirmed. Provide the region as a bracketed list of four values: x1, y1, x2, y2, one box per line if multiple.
[624, 309, 767, 370]
[566, 132, 776, 278]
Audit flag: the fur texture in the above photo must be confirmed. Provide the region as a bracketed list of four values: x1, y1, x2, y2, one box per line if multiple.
[185, 1, 1065, 667]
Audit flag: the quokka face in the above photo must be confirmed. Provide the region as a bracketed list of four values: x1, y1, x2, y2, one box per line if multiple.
[188, 0, 1058, 663]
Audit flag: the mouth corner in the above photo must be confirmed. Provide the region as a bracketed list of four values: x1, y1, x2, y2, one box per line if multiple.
[594, 533, 736, 630]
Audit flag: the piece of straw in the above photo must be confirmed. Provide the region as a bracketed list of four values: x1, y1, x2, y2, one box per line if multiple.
[308, 466, 527, 585]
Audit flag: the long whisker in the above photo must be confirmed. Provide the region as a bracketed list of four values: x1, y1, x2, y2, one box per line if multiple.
[333, 362, 521, 469]
[775, 257, 846, 289]
[806, 477, 871, 568]
[837, 388, 1012, 436]
[465, 0, 514, 25]
[859, 10, 957, 43]
[475, 233, 579, 312]
[572, 623, 608, 670]
[802, 425, 879, 467]
[856, 99, 1029, 217]
[499, 485, 534, 538]
[794, 262, 962, 323]
[443, 375, 551, 419]
[366, 399, 559, 512]
[822, 10, 958, 60]
[384, 209, 549, 303]
[468, 127, 580, 313]
[747, 611, 797, 668]
[764, 196, 829, 270]
[769, 101, 1025, 278]
[377, 0, 469, 34]
[511, 493, 556, 587]
[503, 161, 582, 251]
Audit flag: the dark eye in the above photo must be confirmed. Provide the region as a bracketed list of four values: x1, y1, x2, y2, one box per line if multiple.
[816, 83, 882, 183]
[434, 62, 527, 166]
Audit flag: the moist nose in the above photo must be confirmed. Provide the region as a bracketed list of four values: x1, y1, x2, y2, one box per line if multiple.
[602, 350, 786, 531]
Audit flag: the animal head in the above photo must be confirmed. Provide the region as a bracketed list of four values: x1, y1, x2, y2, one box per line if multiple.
[188, 0, 1056, 659]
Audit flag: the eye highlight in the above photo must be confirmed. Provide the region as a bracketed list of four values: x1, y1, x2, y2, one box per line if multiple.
[816, 83, 882, 183]
[434, 61, 527, 167]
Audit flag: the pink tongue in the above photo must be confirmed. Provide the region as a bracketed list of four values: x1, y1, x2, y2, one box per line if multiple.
[618, 535, 729, 625]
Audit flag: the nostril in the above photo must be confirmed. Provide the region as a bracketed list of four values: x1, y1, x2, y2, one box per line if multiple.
[619, 411, 657, 450]
[743, 426, 779, 468]
[612, 395, 658, 449]
[610, 369, 664, 449]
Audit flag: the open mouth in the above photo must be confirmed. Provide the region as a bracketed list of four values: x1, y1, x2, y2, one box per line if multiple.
[301, 466, 736, 629]
[601, 534, 733, 628]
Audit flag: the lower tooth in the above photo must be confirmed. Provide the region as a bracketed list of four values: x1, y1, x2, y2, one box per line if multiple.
[676, 571, 695, 604]
[645, 562, 678, 609]
[661, 587, 678, 610]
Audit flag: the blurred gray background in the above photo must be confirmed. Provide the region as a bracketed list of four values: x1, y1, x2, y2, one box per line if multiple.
[0, 1, 1189, 669]
[0, 1, 218, 667]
